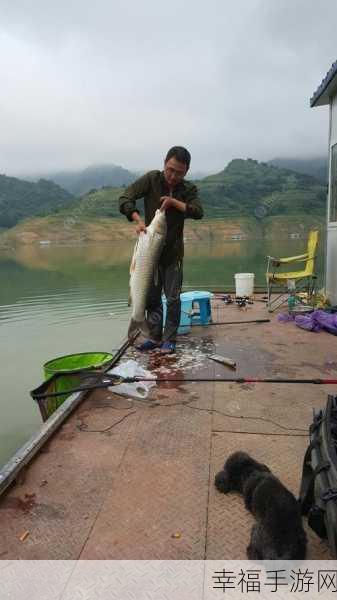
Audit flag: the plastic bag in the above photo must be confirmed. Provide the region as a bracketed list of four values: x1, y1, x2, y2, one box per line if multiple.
[278, 312, 295, 323]
[107, 359, 156, 399]
[314, 310, 337, 335]
[295, 310, 337, 335]
[295, 314, 321, 332]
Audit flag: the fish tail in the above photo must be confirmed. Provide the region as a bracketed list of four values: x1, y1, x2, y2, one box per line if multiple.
[128, 319, 150, 341]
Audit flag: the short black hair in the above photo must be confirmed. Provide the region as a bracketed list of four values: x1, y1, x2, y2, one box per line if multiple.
[165, 146, 191, 169]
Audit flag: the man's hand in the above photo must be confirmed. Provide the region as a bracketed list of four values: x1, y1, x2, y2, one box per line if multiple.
[131, 211, 146, 234]
[160, 196, 187, 213]
[160, 196, 175, 211]
[135, 220, 146, 234]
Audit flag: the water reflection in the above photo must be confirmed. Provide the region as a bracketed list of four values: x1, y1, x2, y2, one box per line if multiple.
[0, 238, 325, 467]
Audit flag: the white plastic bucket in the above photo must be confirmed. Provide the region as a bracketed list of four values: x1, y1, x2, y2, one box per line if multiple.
[234, 273, 255, 297]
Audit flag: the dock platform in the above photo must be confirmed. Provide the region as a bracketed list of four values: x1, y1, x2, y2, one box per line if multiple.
[0, 297, 335, 560]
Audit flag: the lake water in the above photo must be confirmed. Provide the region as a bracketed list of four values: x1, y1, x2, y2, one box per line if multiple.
[0, 238, 325, 468]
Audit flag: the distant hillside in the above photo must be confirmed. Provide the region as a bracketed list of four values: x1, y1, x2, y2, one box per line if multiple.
[59, 186, 123, 219]
[52, 158, 326, 222]
[188, 170, 212, 181]
[268, 156, 328, 183]
[28, 164, 137, 196]
[197, 158, 326, 219]
[1, 158, 326, 230]
[0, 213, 325, 246]
[0, 175, 74, 228]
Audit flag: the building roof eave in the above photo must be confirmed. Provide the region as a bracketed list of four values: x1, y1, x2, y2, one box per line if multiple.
[310, 60, 337, 107]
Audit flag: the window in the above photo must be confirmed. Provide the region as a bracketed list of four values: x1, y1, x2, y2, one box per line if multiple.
[330, 143, 337, 222]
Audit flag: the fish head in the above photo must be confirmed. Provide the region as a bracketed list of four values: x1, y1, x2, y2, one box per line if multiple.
[153, 209, 167, 235]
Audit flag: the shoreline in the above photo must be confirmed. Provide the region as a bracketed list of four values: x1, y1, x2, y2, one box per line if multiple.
[0, 214, 325, 247]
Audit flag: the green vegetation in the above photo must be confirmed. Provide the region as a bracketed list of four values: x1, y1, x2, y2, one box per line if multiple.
[27, 164, 136, 196]
[56, 158, 326, 222]
[0, 175, 74, 228]
[268, 156, 327, 183]
[59, 186, 123, 219]
[0, 159, 327, 236]
[197, 159, 326, 219]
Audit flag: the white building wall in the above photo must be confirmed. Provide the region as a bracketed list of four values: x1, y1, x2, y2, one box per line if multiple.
[326, 228, 337, 303]
[326, 92, 337, 304]
[331, 94, 337, 144]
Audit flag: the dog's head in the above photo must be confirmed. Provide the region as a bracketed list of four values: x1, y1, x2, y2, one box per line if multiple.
[215, 452, 271, 495]
[225, 452, 271, 490]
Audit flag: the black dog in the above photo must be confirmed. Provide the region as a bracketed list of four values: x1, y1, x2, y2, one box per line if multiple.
[215, 451, 307, 560]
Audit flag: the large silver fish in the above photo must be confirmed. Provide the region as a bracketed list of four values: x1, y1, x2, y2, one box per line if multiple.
[128, 209, 167, 340]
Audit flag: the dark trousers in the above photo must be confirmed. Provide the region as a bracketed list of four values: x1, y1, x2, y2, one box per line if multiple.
[146, 260, 183, 342]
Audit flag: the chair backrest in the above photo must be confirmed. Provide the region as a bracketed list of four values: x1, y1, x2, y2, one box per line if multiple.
[307, 229, 319, 260]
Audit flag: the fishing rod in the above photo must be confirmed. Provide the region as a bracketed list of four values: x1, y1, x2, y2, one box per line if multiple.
[32, 373, 337, 401]
[192, 318, 270, 326]
[138, 377, 337, 384]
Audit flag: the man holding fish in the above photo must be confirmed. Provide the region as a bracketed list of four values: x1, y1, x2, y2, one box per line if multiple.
[119, 146, 203, 353]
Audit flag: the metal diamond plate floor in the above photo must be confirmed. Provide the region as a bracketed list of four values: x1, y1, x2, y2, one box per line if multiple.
[0, 297, 335, 559]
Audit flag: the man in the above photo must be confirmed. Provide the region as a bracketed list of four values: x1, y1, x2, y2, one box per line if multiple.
[119, 146, 203, 353]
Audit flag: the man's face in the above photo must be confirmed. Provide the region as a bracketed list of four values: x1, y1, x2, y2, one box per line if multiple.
[163, 157, 188, 188]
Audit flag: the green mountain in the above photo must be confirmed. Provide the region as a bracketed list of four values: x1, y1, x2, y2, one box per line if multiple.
[56, 158, 326, 222]
[197, 158, 326, 219]
[59, 186, 123, 219]
[0, 175, 74, 228]
[1, 158, 327, 231]
[28, 164, 137, 196]
[268, 156, 328, 183]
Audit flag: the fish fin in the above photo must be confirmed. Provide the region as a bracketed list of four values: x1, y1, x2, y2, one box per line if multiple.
[128, 319, 150, 341]
[128, 319, 140, 341]
[129, 240, 138, 274]
[139, 321, 150, 338]
[130, 258, 136, 274]
[127, 289, 132, 307]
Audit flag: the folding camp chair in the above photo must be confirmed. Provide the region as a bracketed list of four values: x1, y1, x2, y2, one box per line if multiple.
[266, 230, 319, 312]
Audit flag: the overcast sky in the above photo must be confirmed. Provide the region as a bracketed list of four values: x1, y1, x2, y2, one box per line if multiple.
[0, 0, 336, 176]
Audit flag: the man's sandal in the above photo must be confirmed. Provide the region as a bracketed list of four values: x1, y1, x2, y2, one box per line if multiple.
[136, 340, 160, 352]
[160, 341, 176, 354]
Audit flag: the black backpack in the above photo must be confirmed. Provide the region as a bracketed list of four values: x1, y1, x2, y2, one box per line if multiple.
[299, 394, 337, 557]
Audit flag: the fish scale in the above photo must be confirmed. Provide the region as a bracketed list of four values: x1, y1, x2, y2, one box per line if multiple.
[128, 210, 167, 339]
